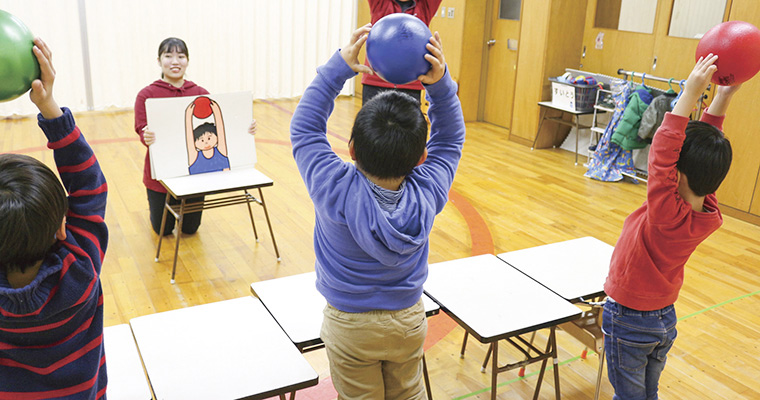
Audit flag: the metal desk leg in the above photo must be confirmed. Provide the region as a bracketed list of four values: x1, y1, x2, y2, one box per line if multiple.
[258, 188, 281, 262]
[490, 342, 498, 400]
[244, 189, 260, 243]
[594, 347, 606, 400]
[531, 107, 548, 151]
[423, 353, 433, 400]
[481, 343, 491, 373]
[574, 116, 580, 165]
[155, 193, 171, 262]
[518, 331, 537, 377]
[551, 328, 561, 400]
[170, 198, 186, 284]
[531, 327, 560, 400]
[460, 331, 469, 358]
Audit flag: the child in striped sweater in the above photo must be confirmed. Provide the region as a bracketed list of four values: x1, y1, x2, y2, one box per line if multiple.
[0, 38, 109, 399]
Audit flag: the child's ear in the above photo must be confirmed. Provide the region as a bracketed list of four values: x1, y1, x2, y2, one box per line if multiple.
[416, 148, 428, 166]
[55, 217, 67, 241]
[349, 140, 356, 161]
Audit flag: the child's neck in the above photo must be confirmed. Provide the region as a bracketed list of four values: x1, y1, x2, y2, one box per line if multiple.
[7, 260, 43, 289]
[358, 166, 404, 191]
[370, 176, 404, 191]
[677, 173, 707, 212]
[683, 192, 706, 212]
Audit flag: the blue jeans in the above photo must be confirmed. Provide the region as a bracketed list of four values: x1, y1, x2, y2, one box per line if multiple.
[602, 299, 677, 400]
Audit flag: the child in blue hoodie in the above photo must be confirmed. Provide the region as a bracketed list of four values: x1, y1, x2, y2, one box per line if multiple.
[291, 24, 465, 399]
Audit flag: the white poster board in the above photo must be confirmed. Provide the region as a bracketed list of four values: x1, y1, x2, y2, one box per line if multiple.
[146, 92, 256, 180]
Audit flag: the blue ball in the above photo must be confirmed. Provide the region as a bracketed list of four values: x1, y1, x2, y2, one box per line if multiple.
[366, 13, 432, 85]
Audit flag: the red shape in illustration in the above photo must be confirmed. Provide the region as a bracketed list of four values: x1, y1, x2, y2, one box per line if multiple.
[193, 96, 213, 118]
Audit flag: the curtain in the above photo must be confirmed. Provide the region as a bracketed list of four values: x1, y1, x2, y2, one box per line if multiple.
[0, 0, 356, 116]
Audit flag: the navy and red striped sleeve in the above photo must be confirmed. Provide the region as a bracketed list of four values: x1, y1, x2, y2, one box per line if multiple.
[40, 107, 108, 272]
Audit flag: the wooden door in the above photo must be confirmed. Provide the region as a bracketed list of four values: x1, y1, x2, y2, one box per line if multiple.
[482, 0, 521, 129]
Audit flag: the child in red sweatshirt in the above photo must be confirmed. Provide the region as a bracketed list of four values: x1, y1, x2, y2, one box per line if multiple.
[603, 54, 738, 399]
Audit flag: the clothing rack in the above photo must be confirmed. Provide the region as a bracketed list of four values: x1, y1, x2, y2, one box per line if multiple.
[616, 69, 681, 85]
[617, 68, 707, 119]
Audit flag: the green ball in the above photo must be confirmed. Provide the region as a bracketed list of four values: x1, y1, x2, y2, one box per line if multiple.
[0, 10, 40, 103]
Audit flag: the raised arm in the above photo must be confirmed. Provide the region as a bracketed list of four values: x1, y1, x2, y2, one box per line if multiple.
[185, 102, 198, 165]
[210, 99, 227, 156]
[31, 38, 108, 266]
[415, 33, 465, 211]
[706, 83, 741, 117]
[646, 54, 717, 222]
[290, 25, 371, 196]
[672, 54, 717, 118]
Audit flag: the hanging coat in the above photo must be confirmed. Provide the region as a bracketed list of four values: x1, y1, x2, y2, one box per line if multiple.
[637, 90, 677, 141]
[611, 86, 653, 150]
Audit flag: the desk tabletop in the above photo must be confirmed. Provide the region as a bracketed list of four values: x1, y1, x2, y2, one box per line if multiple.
[538, 101, 598, 115]
[160, 167, 273, 198]
[129, 297, 318, 400]
[498, 237, 613, 301]
[103, 324, 152, 400]
[251, 271, 440, 351]
[424, 254, 581, 343]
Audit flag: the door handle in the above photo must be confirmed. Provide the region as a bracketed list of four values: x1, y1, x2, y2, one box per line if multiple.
[486, 39, 496, 47]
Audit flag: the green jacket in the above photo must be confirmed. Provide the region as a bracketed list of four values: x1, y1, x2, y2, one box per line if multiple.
[611, 86, 653, 150]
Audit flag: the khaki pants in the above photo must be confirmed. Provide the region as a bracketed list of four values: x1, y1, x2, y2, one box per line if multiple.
[321, 298, 428, 400]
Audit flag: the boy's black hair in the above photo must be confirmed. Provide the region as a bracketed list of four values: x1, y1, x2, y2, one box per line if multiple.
[158, 37, 189, 59]
[193, 122, 217, 141]
[0, 154, 68, 273]
[350, 91, 428, 179]
[677, 120, 732, 196]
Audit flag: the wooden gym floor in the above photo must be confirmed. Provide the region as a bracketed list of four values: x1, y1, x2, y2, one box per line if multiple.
[2, 96, 759, 399]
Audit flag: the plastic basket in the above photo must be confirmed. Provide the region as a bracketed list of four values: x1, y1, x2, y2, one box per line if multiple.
[549, 77, 598, 112]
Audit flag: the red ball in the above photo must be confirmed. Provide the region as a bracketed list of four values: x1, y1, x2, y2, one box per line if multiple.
[696, 20, 760, 86]
[193, 96, 212, 118]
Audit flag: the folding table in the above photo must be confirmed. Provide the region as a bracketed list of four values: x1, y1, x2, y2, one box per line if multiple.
[424, 254, 581, 400]
[498, 236, 614, 400]
[129, 297, 318, 400]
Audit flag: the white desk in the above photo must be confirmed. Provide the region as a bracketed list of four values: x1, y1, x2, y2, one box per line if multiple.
[103, 324, 152, 400]
[424, 254, 581, 400]
[155, 167, 280, 283]
[498, 236, 613, 302]
[129, 297, 318, 400]
[250, 271, 440, 351]
[497, 237, 613, 400]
